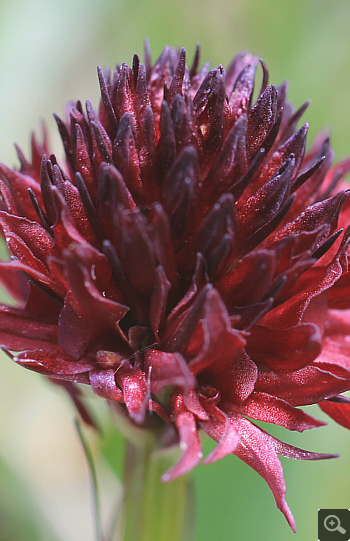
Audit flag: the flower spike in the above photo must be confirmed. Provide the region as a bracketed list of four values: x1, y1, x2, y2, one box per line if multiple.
[1, 44, 350, 530]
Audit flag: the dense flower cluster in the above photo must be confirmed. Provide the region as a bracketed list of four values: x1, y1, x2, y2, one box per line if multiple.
[1, 44, 350, 530]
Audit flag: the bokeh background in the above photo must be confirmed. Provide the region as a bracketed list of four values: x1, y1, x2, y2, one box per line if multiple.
[1, 0, 350, 540]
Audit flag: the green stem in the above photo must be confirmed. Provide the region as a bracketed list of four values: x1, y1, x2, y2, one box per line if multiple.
[122, 437, 195, 541]
[74, 418, 105, 541]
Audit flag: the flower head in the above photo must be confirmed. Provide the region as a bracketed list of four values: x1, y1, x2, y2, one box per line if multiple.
[1, 44, 350, 530]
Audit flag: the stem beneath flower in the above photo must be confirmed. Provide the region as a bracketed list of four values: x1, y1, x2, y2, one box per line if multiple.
[121, 438, 195, 541]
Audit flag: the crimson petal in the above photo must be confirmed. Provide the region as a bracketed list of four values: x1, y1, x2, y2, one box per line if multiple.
[13, 347, 93, 382]
[231, 391, 326, 431]
[144, 349, 195, 395]
[224, 412, 297, 532]
[319, 401, 350, 429]
[0, 306, 58, 350]
[162, 411, 203, 481]
[256, 364, 350, 406]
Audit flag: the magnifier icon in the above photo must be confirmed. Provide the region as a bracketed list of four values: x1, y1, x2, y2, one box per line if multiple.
[324, 515, 346, 534]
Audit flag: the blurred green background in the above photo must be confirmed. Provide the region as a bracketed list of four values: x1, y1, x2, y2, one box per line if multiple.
[0, 0, 350, 539]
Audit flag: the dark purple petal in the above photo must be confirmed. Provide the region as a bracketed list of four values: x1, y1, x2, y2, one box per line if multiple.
[0, 306, 58, 350]
[112, 113, 142, 201]
[247, 85, 278, 156]
[14, 347, 94, 376]
[246, 322, 322, 372]
[57, 252, 129, 359]
[167, 48, 186, 105]
[150, 266, 171, 340]
[144, 349, 195, 395]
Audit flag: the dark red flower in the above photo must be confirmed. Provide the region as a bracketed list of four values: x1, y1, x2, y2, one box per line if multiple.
[1, 44, 350, 530]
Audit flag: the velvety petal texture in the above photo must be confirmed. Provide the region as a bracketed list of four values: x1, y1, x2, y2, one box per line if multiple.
[1, 44, 350, 530]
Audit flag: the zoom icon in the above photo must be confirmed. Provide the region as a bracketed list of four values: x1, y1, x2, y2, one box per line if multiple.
[318, 509, 350, 540]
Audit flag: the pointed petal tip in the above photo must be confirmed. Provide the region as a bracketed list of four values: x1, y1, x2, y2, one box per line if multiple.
[161, 472, 171, 482]
[202, 431, 240, 465]
[0, 345, 14, 359]
[161, 447, 203, 483]
[282, 502, 297, 533]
